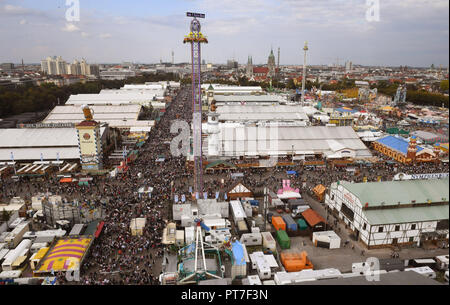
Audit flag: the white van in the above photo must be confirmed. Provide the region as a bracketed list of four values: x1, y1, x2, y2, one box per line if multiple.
[405, 266, 436, 279]
[435, 255, 449, 271]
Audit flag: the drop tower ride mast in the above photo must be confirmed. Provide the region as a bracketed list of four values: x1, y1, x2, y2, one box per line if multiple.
[184, 12, 208, 198]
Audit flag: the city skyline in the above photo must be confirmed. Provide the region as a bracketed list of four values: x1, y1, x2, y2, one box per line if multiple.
[0, 0, 448, 67]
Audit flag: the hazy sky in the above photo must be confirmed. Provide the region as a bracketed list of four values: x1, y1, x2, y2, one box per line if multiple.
[0, 0, 448, 67]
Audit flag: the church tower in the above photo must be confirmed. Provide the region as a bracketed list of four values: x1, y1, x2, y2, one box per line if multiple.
[246, 55, 253, 78]
[267, 48, 276, 78]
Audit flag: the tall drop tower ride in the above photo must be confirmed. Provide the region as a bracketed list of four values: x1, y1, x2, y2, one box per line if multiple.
[184, 12, 208, 198]
[301, 41, 308, 106]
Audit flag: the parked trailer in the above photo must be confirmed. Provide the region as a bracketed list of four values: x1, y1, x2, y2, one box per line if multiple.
[343, 270, 391, 278]
[246, 275, 262, 285]
[272, 216, 286, 231]
[274, 269, 342, 285]
[261, 232, 276, 253]
[267, 212, 274, 224]
[249, 200, 259, 207]
[176, 230, 184, 247]
[276, 230, 290, 249]
[379, 258, 405, 272]
[405, 266, 436, 279]
[352, 258, 404, 275]
[240, 233, 262, 247]
[206, 229, 231, 245]
[435, 255, 449, 271]
[69, 224, 85, 236]
[236, 220, 249, 235]
[282, 214, 298, 232]
[312, 231, 341, 249]
[0, 270, 22, 280]
[203, 218, 231, 230]
[0, 249, 9, 265]
[4, 222, 29, 249]
[30, 242, 48, 253]
[257, 260, 271, 280]
[22, 229, 66, 240]
[1, 239, 31, 271]
[251, 227, 260, 233]
[410, 258, 437, 268]
[230, 200, 246, 224]
[8, 217, 26, 229]
[249, 251, 272, 280]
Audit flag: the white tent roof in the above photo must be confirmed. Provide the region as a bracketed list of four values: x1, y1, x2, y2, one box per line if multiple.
[0, 128, 78, 148]
[229, 183, 252, 194]
[216, 105, 309, 122]
[43, 105, 142, 124]
[212, 125, 372, 158]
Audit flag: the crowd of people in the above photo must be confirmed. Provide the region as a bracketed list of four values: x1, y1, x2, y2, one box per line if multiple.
[0, 84, 448, 285]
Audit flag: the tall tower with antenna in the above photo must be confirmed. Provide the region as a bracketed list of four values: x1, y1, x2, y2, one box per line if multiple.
[172, 50, 174, 65]
[184, 12, 208, 199]
[277, 47, 280, 80]
[301, 41, 308, 105]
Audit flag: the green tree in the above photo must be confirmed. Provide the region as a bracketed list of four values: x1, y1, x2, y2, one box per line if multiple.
[440, 80, 449, 92]
[286, 79, 297, 90]
[1, 208, 12, 222]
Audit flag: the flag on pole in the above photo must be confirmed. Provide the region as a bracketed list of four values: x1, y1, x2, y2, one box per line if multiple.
[195, 192, 199, 200]
[174, 194, 179, 203]
[215, 191, 219, 199]
[181, 194, 186, 202]
[189, 186, 193, 193]
[224, 193, 227, 200]
[203, 192, 207, 199]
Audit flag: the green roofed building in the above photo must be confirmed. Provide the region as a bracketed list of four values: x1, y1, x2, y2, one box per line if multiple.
[325, 179, 449, 249]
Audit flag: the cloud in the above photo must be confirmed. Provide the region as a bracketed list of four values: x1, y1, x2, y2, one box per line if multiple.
[4, 4, 24, 12]
[99, 33, 112, 39]
[0, 0, 447, 66]
[62, 23, 80, 32]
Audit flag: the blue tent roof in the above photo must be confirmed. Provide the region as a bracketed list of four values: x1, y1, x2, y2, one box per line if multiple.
[231, 241, 246, 266]
[335, 107, 357, 113]
[376, 136, 424, 155]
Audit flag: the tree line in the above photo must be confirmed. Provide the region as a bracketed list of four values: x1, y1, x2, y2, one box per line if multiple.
[180, 75, 449, 108]
[375, 81, 449, 108]
[0, 73, 179, 118]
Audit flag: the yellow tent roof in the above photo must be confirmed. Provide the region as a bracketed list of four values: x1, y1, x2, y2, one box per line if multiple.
[381, 106, 393, 111]
[37, 237, 92, 273]
[35, 247, 50, 260]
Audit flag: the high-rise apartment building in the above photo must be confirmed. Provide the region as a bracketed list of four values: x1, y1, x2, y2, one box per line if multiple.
[41, 56, 99, 76]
